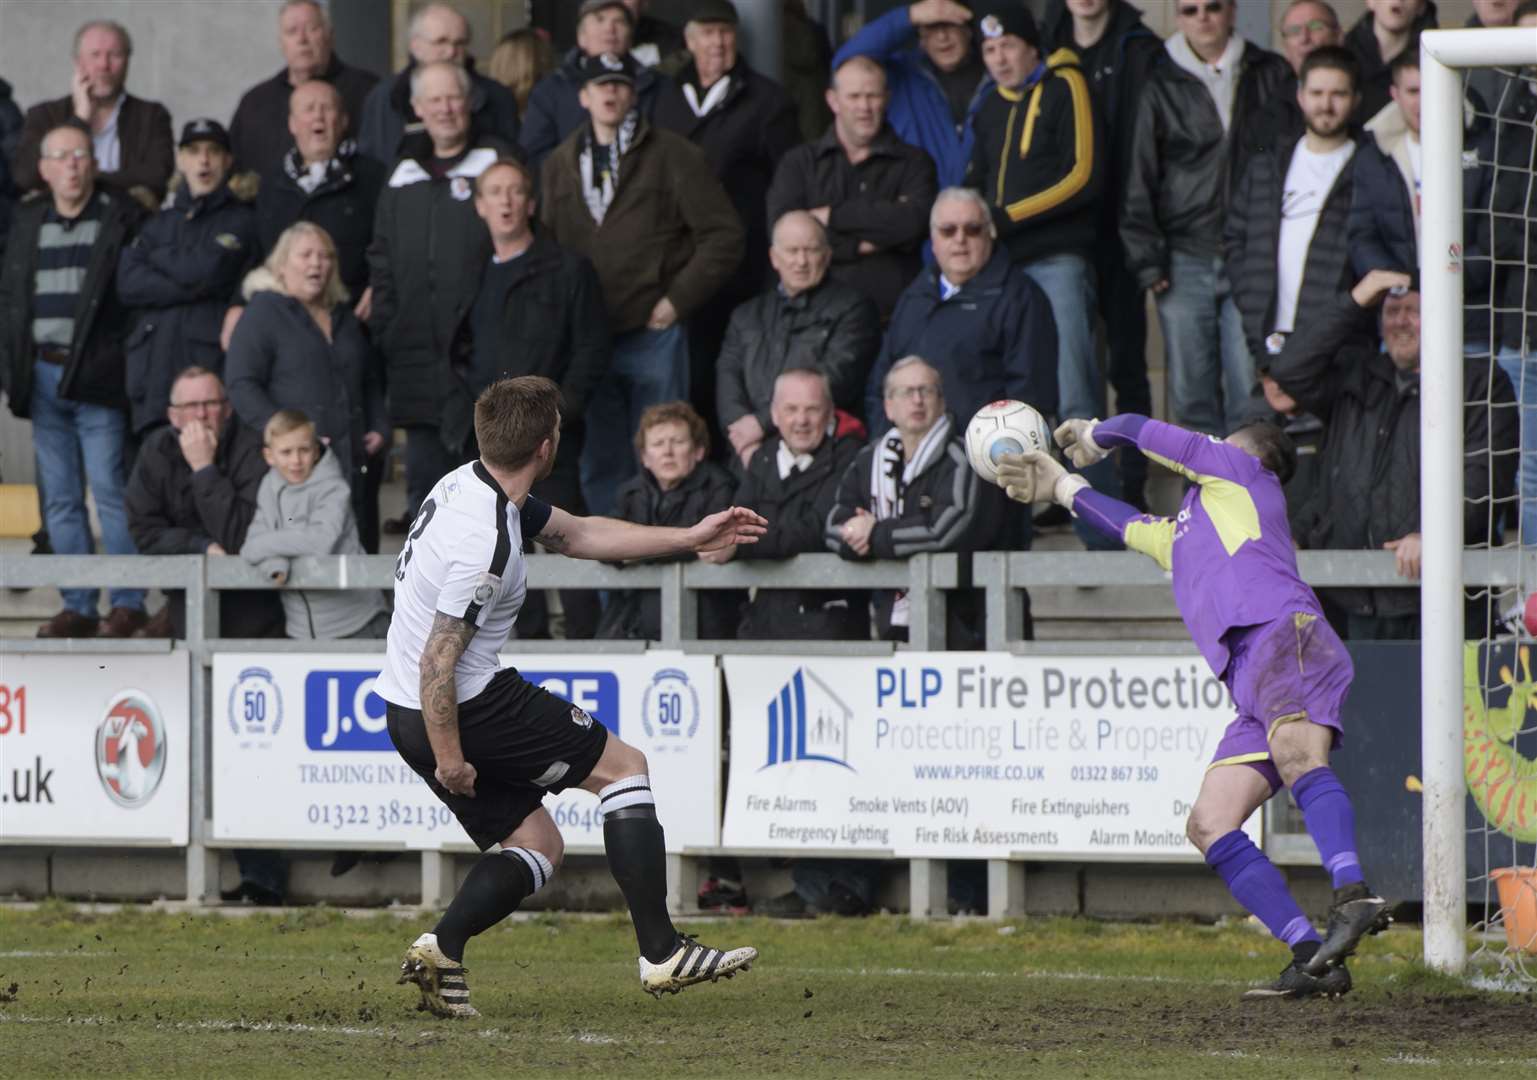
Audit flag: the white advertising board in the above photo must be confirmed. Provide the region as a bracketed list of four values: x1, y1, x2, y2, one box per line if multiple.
[722, 654, 1261, 860]
[0, 651, 190, 845]
[210, 653, 719, 852]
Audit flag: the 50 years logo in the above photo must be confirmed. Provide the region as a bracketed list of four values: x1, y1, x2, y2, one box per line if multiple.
[228, 666, 283, 741]
[641, 668, 700, 742]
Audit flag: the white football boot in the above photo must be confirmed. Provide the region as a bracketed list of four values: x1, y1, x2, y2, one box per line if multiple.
[397, 932, 480, 1018]
[638, 934, 757, 998]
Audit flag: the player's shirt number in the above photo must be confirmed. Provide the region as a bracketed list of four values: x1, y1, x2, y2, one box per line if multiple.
[393, 498, 438, 581]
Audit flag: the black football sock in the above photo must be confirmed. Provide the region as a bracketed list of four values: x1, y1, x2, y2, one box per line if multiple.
[1292, 939, 1321, 966]
[433, 846, 553, 962]
[600, 774, 679, 964]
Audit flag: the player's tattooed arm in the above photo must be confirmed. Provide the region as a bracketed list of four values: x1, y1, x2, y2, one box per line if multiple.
[419, 612, 479, 796]
[537, 525, 571, 553]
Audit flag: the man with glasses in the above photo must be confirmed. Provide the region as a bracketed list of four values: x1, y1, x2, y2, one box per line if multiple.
[356, 2, 521, 166]
[827, 355, 1003, 647]
[13, 19, 174, 208]
[833, 0, 992, 187]
[863, 188, 1055, 443]
[2, 124, 146, 637]
[1122, 0, 1289, 436]
[766, 55, 937, 321]
[125, 367, 282, 640]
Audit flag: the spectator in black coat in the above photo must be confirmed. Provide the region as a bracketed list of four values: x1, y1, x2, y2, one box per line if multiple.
[1225, 47, 1364, 368]
[1043, 0, 1162, 509]
[652, 0, 802, 427]
[356, 3, 521, 166]
[828, 357, 1003, 648]
[0, 77, 22, 252]
[597, 402, 742, 641]
[226, 222, 388, 551]
[366, 62, 514, 529]
[255, 80, 384, 306]
[124, 367, 283, 640]
[864, 188, 1056, 439]
[731, 369, 869, 641]
[766, 56, 938, 320]
[520, 0, 672, 167]
[1343, 0, 1436, 125]
[227, 0, 379, 177]
[718, 211, 880, 467]
[1267, 270, 1516, 639]
[465, 157, 609, 638]
[117, 119, 259, 438]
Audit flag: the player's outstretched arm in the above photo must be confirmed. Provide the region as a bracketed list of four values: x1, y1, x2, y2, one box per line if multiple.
[419, 612, 479, 797]
[533, 505, 768, 562]
[998, 450, 1174, 568]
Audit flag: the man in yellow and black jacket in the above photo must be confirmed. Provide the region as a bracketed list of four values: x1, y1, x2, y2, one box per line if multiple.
[967, 2, 1117, 539]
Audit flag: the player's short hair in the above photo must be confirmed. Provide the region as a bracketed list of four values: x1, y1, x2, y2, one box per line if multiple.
[475, 376, 562, 470]
[1389, 48, 1420, 81]
[264, 409, 316, 445]
[634, 401, 710, 457]
[1231, 421, 1297, 486]
[1299, 45, 1360, 94]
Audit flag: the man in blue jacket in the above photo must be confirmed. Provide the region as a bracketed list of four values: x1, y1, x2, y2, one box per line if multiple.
[834, 0, 992, 188]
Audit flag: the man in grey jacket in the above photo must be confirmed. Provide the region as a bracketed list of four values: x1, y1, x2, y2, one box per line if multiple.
[241, 409, 388, 640]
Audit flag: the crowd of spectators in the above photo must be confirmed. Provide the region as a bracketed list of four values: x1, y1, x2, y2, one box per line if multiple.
[2, 0, 1535, 650]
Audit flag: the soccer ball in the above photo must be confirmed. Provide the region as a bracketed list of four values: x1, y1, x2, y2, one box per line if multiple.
[964, 400, 1054, 485]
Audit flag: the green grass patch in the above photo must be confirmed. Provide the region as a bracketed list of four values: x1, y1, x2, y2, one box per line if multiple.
[0, 906, 1533, 1078]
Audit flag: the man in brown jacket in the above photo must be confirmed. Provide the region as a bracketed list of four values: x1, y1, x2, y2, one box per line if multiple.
[540, 51, 741, 516]
[13, 20, 174, 208]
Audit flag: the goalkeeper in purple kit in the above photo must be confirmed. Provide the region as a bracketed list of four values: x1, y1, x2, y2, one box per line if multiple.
[998, 415, 1389, 1001]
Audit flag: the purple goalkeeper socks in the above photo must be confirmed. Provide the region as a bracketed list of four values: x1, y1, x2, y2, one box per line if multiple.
[1205, 830, 1320, 947]
[1290, 766, 1366, 888]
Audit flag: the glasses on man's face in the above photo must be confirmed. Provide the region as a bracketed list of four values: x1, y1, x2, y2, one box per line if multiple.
[42, 148, 91, 162]
[1281, 18, 1335, 39]
[887, 385, 942, 402]
[935, 222, 987, 239]
[170, 398, 227, 412]
[1178, 1, 1224, 17]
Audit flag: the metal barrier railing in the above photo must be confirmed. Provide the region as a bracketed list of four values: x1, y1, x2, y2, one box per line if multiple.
[1, 549, 1512, 914]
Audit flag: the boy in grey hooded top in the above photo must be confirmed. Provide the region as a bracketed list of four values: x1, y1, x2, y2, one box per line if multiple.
[241, 409, 388, 639]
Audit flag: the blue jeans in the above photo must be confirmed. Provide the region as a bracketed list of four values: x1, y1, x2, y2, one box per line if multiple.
[1496, 346, 1536, 545]
[1020, 252, 1102, 422]
[1155, 252, 1256, 435]
[31, 358, 144, 615]
[580, 323, 690, 517]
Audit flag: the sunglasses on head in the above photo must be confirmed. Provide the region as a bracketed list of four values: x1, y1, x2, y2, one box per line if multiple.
[935, 222, 987, 238]
[1178, 1, 1225, 17]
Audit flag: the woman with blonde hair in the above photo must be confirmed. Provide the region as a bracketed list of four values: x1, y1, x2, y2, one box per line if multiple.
[225, 220, 388, 549]
[487, 27, 555, 118]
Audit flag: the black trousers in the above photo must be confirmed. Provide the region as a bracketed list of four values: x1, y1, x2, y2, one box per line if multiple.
[1095, 237, 1151, 507]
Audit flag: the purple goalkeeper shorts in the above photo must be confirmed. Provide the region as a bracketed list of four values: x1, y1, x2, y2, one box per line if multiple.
[1211, 612, 1354, 790]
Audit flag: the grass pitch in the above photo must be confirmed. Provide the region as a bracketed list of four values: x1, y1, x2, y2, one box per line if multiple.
[1, 904, 1534, 1079]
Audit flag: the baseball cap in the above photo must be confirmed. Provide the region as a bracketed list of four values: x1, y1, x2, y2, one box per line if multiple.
[688, 0, 739, 25]
[178, 118, 231, 151]
[581, 51, 638, 87]
[577, 0, 633, 23]
[975, 4, 1041, 49]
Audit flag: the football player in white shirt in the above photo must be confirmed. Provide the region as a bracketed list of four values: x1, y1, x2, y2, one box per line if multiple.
[378, 376, 767, 1017]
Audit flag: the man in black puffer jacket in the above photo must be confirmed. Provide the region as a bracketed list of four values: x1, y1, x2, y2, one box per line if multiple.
[1267, 270, 1516, 640]
[1121, 0, 1290, 435]
[1225, 47, 1365, 367]
[597, 402, 742, 640]
[733, 369, 868, 641]
[117, 120, 259, 438]
[717, 211, 879, 467]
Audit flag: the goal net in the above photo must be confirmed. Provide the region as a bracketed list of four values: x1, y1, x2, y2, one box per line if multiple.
[1423, 26, 1537, 980]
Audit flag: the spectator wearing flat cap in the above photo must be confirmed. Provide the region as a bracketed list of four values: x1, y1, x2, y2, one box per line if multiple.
[541, 51, 742, 518]
[521, 0, 674, 168]
[227, 0, 379, 177]
[653, 0, 802, 439]
[356, 2, 521, 166]
[117, 119, 260, 439]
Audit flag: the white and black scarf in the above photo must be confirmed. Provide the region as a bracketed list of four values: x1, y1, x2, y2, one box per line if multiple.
[283, 138, 358, 195]
[579, 110, 639, 226]
[869, 413, 951, 628]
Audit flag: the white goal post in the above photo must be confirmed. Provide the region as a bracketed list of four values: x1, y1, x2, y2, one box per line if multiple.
[1421, 26, 1537, 976]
